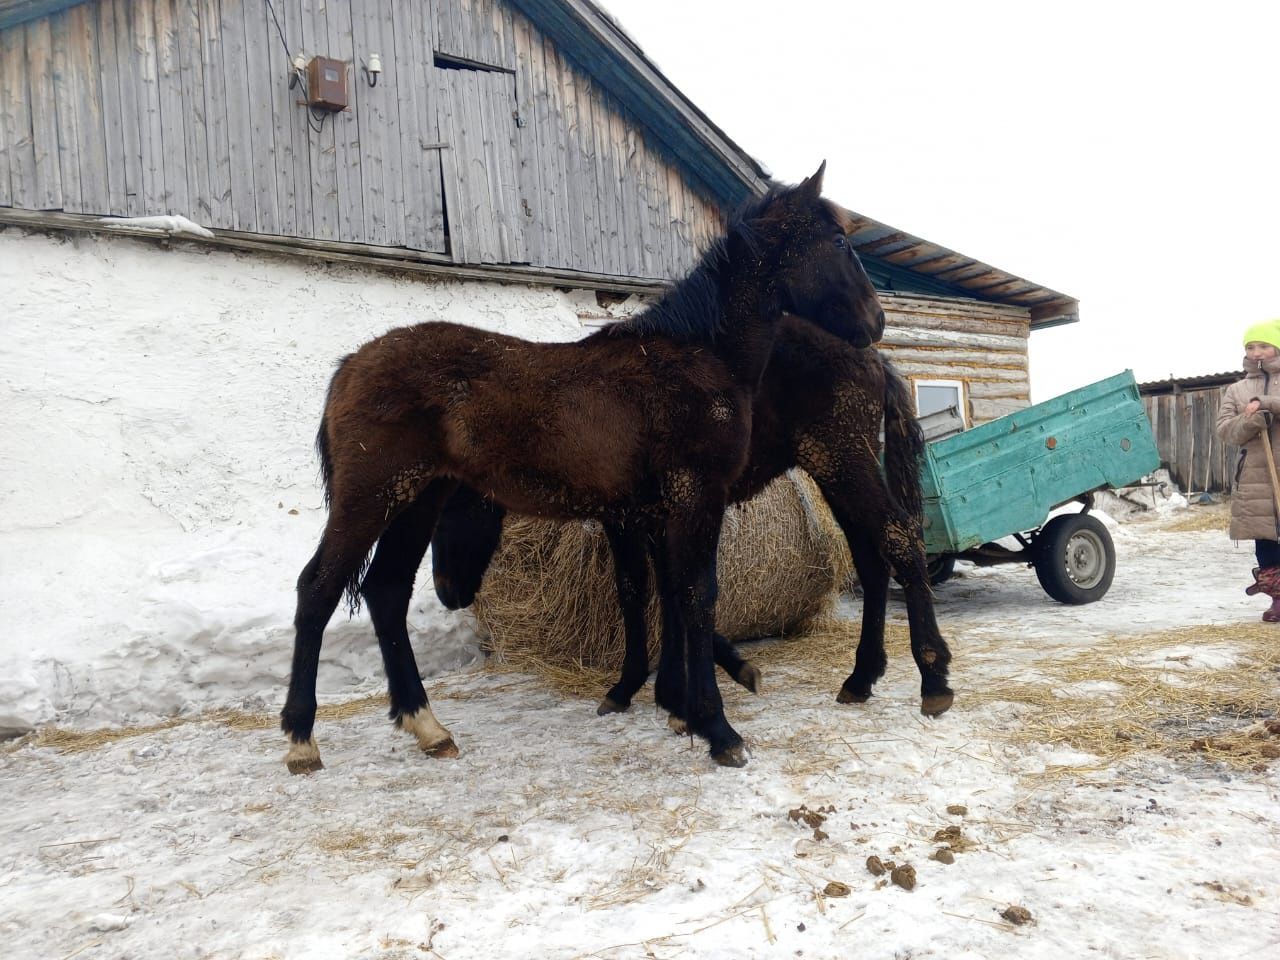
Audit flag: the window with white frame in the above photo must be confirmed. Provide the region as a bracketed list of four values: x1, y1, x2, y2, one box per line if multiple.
[914, 379, 967, 425]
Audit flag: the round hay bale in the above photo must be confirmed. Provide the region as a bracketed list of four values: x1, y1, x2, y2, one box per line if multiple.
[472, 469, 852, 680]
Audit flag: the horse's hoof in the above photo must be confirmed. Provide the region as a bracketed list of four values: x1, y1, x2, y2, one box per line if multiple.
[596, 697, 629, 716]
[422, 737, 460, 759]
[736, 663, 762, 694]
[285, 738, 323, 775]
[667, 715, 688, 736]
[836, 687, 870, 705]
[920, 692, 954, 717]
[713, 743, 748, 768]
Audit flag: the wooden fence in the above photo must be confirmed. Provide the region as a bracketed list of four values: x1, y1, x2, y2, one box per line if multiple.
[1143, 388, 1238, 495]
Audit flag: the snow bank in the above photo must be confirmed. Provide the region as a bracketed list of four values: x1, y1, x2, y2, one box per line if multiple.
[0, 228, 622, 734]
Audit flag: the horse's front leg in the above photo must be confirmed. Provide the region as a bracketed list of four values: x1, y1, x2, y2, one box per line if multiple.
[656, 504, 746, 767]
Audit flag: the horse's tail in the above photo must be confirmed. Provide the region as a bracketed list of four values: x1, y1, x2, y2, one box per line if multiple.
[314, 354, 354, 509]
[882, 356, 925, 520]
[314, 354, 369, 614]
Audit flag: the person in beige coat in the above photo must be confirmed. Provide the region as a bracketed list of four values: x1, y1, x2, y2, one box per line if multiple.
[1217, 318, 1280, 621]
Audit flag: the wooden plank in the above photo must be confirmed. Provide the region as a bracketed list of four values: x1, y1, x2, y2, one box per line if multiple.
[196, 0, 230, 225]
[296, 0, 336, 239]
[274, 0, 311, 239]
[479, 67, 522, 262]
[324, 0, 361, 242]
[473, 67, 505, 260]
[48, 12, 82, 212]
[880, 326, 1028, 353]
[218, 0, 256, 229]
[533, 30, 568, 268]
[611, 109, 641, 277]
[108, 0, 143, 215]
[350, 0, 389, 245]
[971, 397, 1029, 422]
[263, 0, 303, 239]
[432, 0, 455, 60]
[584, 78, 619, 274]
[175, 0, 212, 224]
[131, 0, 168, 214]
[627, 130, 655, 277]
[0, 27, 34, 207]
[433, 58, 465, 260]
[0, 29, 10, 206]
[239, 0, 278, 232]
[153, 0, 189, 214]
[665, 164, 688, 277]
[95, 0, 129, 214]
[392, 0, 444, 252]
[71, 3, 109, 213]
[642, 137, 668, 279]
[580, 74, 609, 274]
[557, 48, 596, 274]
[510, 9, 543, 266]
[452, 67, 496, 261]
[966, 380, 1031, 401]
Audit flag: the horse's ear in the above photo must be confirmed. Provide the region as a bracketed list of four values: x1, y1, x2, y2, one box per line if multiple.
[799, 161, 827, 199]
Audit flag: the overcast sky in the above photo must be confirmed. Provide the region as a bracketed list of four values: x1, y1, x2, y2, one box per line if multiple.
[600, 0, 1279, 400]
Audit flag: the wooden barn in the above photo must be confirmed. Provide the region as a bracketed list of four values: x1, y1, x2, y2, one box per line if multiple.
[1140, 371, 1241, 495]
[0, 0, 1077, 425]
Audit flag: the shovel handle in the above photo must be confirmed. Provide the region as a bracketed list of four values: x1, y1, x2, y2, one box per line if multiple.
[1260, 417, 1280, 521]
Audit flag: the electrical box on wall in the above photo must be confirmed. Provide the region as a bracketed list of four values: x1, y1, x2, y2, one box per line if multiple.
[306, 56, 349, 111]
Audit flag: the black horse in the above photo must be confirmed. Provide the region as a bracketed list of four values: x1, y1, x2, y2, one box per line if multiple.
[432, 320, 953, 723]
[281, 165, 885, 772]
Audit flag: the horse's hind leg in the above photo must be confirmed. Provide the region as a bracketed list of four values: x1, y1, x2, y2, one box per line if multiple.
[826, 485, 952, 715]
[361, 479, 460, 757]
[712, 633, 761, 694]
[282, 502, 391, 773]
[598, 524, 653, 715]
[880, 515, 953, 716]
[834, 522, 892, 706]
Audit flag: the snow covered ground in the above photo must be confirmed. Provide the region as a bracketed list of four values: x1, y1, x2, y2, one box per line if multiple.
[2, 228, 1277, 958]
[3, 505, 1278, 960]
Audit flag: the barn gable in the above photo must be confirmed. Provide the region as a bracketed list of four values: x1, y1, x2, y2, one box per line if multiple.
[0, 0, 759, 282]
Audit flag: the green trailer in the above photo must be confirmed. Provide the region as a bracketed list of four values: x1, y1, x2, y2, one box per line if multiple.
[919, 370, 1160, 603]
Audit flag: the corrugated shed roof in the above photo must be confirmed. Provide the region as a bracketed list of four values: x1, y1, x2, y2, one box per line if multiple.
[1138, 372, 1240, 396]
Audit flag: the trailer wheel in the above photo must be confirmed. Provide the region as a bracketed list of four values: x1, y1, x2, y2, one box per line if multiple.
[1033, 513, 1115, 604]
[926, 555, 956, 586]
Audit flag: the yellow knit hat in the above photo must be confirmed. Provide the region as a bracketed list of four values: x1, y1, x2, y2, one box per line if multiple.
[1243, 319, 1280, 348]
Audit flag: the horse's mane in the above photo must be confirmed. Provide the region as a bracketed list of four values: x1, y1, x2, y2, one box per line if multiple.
[603, 184, 794, 343]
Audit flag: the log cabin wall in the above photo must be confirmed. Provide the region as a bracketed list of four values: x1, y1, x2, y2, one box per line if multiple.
[879, 293, 1032, 426]
[0, 0, 722, 279]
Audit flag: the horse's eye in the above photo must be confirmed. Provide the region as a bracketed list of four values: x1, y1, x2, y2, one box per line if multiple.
[833, 234, 847, 249]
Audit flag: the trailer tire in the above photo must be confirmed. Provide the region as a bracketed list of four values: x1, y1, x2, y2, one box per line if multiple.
[1033, 513, 1115, 604]
[926, 555, 956, 586]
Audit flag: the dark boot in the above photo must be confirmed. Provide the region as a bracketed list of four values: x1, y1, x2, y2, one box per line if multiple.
[1265, 596, 1280, 623]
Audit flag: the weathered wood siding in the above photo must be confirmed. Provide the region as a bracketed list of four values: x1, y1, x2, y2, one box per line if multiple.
[1143, 388, 1236, 495]
[0, 0, 719, 278]
[879, 294, 1032, 425]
